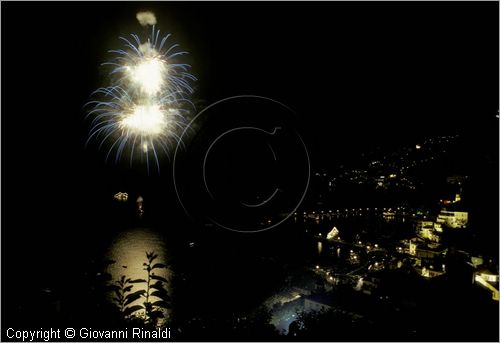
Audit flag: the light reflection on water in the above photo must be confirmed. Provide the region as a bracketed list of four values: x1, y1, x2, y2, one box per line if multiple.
[105, 227, 172, 322]
[317, 241, 323, 256]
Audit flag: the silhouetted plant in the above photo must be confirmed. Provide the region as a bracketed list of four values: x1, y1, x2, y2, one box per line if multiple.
[109, 275, 146, 318]
[108, 251, 170, 327]
[142, 251, 171, 326]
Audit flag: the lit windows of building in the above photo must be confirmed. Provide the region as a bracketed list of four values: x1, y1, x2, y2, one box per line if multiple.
[113, 192, 129, 202]
[474, 268, 499, 301]
[416, 220, 441, 242]
[419, 265, 445, 278]
[326, 226, 339, 240]
[436, 209, 468, 228]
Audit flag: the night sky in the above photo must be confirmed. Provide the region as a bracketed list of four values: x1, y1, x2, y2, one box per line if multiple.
[3, 2, 498, 175]
[1, 1, 498, 321]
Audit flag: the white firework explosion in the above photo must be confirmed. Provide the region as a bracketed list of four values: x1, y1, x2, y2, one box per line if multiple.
[85, 20, 195, 173]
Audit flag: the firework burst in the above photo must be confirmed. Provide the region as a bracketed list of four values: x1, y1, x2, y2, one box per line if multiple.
[85, 18, 195, 173]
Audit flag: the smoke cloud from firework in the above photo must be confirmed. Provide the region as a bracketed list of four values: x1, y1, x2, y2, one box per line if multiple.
[136, 11, 157, 26]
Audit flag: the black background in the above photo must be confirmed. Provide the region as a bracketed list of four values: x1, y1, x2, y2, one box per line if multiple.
[1, 1, 499, 335]
[2, 1, 498, 197]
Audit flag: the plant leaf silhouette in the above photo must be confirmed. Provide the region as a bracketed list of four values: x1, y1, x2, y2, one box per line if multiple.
[151, 290, 170, 302]
[152, 263, 167, 269]
[150, 281, 164, 290]
[150, 275, 168, 283]
[108, 251, 170, 327]
[124, 290, 146, 306]
[151, 300, 170, 309]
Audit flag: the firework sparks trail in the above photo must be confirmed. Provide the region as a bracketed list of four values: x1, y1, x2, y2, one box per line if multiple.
[85, 13, 195, 173]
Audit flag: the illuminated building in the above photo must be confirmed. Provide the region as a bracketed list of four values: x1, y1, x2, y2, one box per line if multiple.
[474, 268, 499, 301]
[417, 243, 446, 259]
[434, 222, 443, 233]
[409, 238, 446, 259]
[383, 210, 395, 221]
[375, 175, 386, 189]
[416, 220, 441, 242]
[409, 239, 418, 256]
[439, 193, 462, 206]
[470, 256, 484, 268]
[326, 226, 339, 240]
[475, 268, 499, 283]
[436, 209, 468, 228]
[113, 192, 129, 202]
[418, 265, 445, 278]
